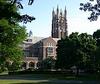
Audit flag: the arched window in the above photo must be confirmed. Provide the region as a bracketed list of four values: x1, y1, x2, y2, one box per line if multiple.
[29, 62, 35, 68]
[21, 62, 26, 69]
[46, 47, 53, 56]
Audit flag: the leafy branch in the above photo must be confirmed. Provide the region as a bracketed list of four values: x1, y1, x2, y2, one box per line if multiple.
[80, 0, 100, 21]
[10, 0, 35, 23]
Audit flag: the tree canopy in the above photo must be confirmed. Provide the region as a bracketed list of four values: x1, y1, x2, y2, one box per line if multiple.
[0, 0, 34, 72]
[40, 57, 56, 70]
[56, 32, 97, 72]
[80, 0, 100, 21]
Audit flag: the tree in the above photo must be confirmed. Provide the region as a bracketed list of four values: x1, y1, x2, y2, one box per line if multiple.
[80, 0, 100, 21]
[93, 30, 100, 71]
[40, 57, 56, 70]
[79, 33, 97, 71]
[56, 32, 97, 74]
[10, 0, 34, 5]
[0, 0, 35, 24]
[56, 32, 82, 70]
[0, 0, 34, 72]
[6, 61, 22, 72]
[93, 29, 100, 46]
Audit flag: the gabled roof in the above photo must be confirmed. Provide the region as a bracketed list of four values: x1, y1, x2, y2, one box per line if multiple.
[23, 36, 44, 44]
[52, 38, 60, 43]
[41, 36, 60, 43]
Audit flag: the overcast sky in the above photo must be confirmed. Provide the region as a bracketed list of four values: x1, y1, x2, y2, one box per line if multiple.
[20, 0, 100, 37]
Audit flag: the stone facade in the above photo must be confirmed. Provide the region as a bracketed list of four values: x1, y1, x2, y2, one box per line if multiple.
[21, 36, 59, 69]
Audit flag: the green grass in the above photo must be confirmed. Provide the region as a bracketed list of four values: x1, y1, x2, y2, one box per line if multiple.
[0, 80, 51, 84]
[0, 79, 99, 84]
[0, 80, 34, 84]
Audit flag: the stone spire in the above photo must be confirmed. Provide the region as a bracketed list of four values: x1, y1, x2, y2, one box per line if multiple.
[57, 5, 59, 16]
[64, 6, 68, 37]
[60, 9, 62, 16]
[51, 6, 68, 38]
[64, 6, 67, 18]
[52, 8, 55, 18]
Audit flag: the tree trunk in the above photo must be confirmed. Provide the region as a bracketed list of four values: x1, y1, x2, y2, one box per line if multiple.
[76, 67, 79, 76]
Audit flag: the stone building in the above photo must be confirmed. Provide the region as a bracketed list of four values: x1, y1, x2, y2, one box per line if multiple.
[21, 6, 68, 69]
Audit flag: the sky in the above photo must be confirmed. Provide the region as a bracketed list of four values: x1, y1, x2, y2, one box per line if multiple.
[20, 0, 100, 37]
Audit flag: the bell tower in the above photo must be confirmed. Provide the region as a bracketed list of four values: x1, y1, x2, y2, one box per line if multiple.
[51, 6, 68, 39]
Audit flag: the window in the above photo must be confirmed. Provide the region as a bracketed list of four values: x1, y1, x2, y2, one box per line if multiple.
[46, 47, 53, 56]
[47, 43, 53, 46]
[26, 39, 32, 42]
[24, 51, 29, 57]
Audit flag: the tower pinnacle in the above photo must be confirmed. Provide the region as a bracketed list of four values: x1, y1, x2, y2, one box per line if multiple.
[51, 6, 68, 38]
[57, 5, 59, 15]
[52, 8, 55, 17]
[64, 6, 67, 18]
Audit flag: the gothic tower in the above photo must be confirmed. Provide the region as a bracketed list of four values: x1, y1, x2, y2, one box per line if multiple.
[51, 6, 68, 39]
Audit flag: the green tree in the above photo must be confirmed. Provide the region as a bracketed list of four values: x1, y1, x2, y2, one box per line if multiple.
[79, 33, 97, 71]
[93, 30, 100, 71]
[93, 29, 100, 46]
[56, 32, 82, 70]
[56, 32, 97, 74]
[40, 57, 56, 70]
[0, 0, 34, 72]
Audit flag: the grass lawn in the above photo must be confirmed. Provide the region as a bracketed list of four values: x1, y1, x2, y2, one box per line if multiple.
[42, 73, 100, 80]
[0, 80, 59, 84]
[0, 79, 99, 84]
[0, 73, 99, 84]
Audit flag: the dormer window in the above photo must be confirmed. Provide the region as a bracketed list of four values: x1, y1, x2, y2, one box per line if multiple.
[26, 39, 32, 42]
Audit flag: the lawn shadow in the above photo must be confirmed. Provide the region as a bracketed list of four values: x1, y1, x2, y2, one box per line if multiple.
[0, 74, 100, 84]
[10, 80, 100, 84]
[11, 82, 49, 84]
[0, 74, 46, 80]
